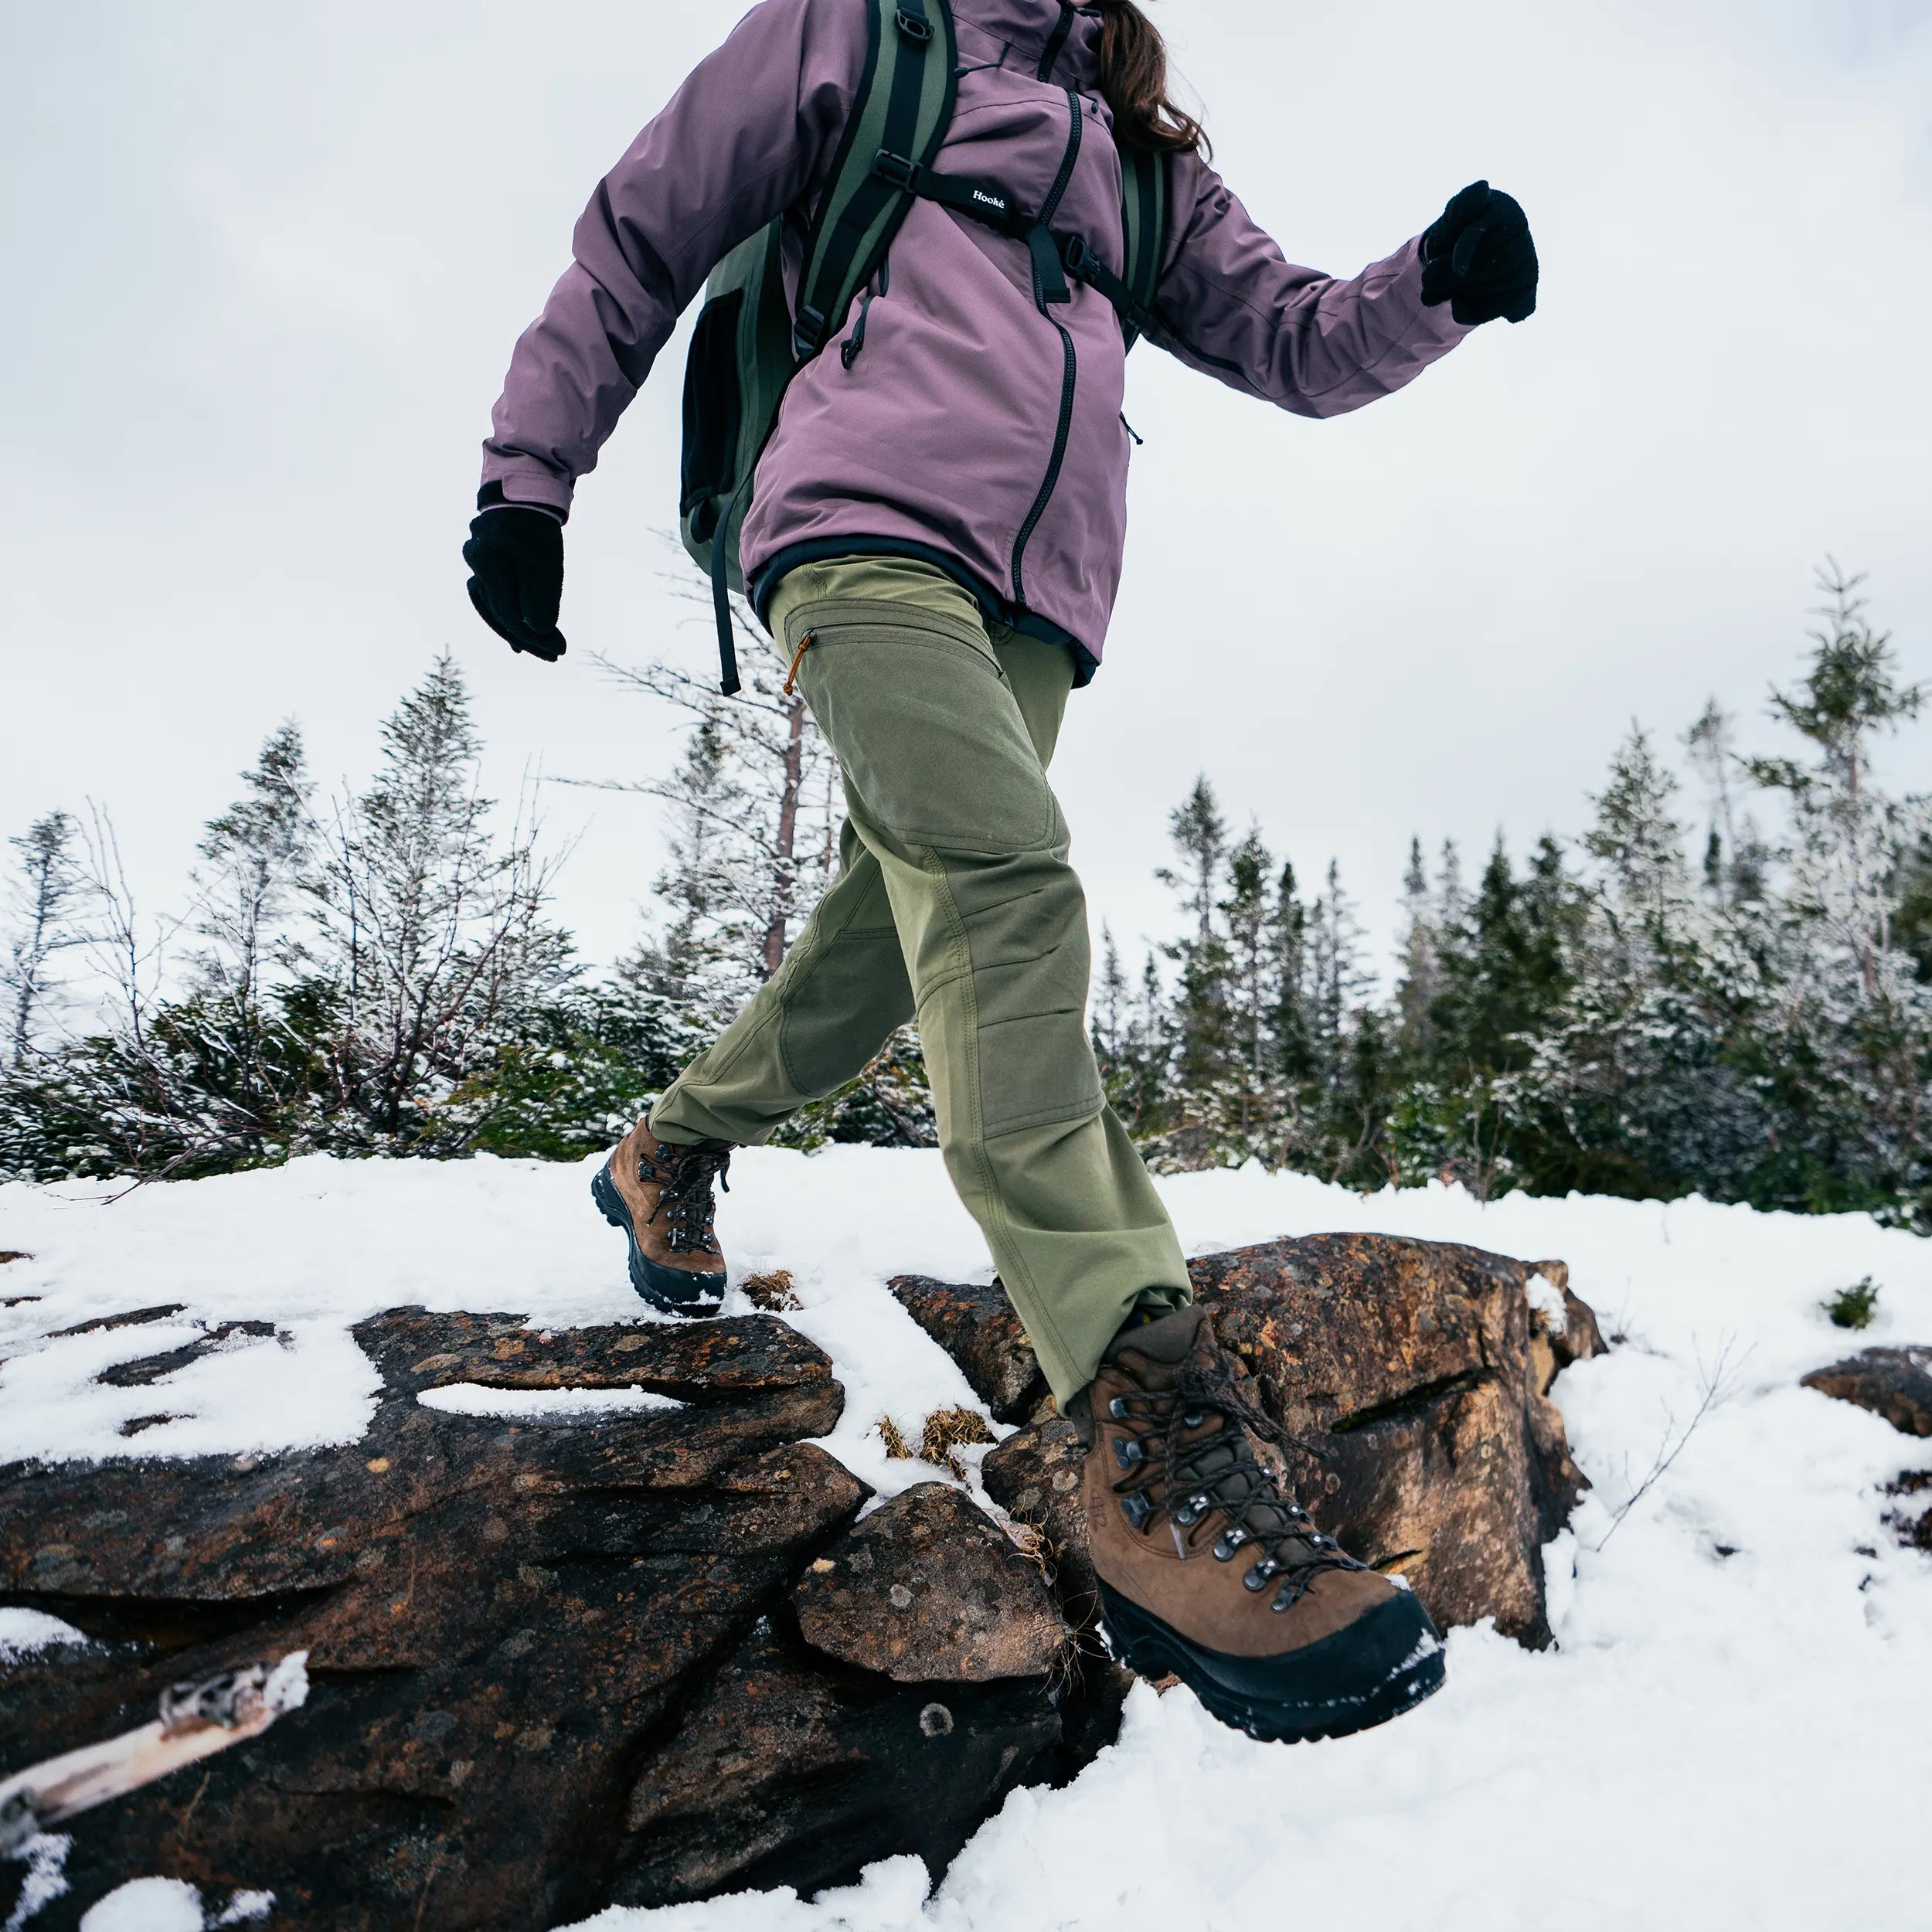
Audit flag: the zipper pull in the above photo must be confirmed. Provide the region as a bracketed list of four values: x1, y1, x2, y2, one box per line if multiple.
[783, 631, 814, 696]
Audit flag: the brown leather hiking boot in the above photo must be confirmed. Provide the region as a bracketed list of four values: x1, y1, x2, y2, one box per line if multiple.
[590, 1118, 732, 1315]
[1073, 1304, 1445, 1743]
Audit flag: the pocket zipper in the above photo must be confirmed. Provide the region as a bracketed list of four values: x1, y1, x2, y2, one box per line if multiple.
[783, 631, 814, 695]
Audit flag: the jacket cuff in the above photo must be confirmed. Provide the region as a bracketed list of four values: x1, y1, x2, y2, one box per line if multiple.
[477, 467, 573, 523]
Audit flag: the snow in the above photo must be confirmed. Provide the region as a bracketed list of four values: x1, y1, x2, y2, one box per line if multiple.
[71, 1879, 274, 1930]
[1524, 1267, 1570, 1332]
[5, 1148, 1932, 1930]
[77, 1878, 204, 1932]
[415, 1383, 685, 1421]
[0, 1609, 88, 1662]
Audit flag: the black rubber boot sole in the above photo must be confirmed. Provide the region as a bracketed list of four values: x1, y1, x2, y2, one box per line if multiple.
[590, 1163, 726, 1317]
[1097, 1577, 1446, 1743]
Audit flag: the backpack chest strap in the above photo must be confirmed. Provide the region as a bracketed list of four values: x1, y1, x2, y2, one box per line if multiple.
[871, 147, 1158, 335]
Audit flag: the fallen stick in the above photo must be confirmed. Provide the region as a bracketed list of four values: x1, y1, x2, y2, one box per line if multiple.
[0, 1653, 308, 1858]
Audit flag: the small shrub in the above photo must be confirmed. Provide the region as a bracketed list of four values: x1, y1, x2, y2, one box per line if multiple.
[1823, 1277, 1881, 1329]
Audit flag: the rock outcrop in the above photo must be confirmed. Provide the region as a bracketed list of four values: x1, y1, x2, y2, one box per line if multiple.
[983, 1234, 1604, 1648]
[0, 1311, 1064, 1930]
[1801, 1345, 1932, 1437]
[2, 1232, 1605, 1927]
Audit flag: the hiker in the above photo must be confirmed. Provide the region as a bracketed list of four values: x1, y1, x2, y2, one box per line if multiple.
[466, 0, 1535, 1743]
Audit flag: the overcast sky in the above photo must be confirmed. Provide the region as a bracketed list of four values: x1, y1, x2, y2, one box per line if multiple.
[5, 0, 1930, 985]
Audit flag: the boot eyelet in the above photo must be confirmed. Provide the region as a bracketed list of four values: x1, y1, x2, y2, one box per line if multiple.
[1212, 1530, 1243, 1562]
[1108, 1396, 1130, 1421]
[1113, 1437, 1145, 1470]
[1121, 1492, 1152, 1529]
[1181, 1409, 1206, 1429]
[1174, 1498, 1201, 1526]
[1242, 1560, 1276, 1593]
[1270, 1582, 1299, 1613]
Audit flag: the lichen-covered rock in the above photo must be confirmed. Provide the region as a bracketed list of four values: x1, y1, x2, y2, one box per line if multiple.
[612, 1623, 1060, 1910]
[792, 1481, 1068, 1682]
[980, 1415, 1094, 1623]
[982, 1235, 1604, 1650]
[0, 1301, 1125, 1930]
[888, 1276, 1049, 1422]
[0, 1307, 869, 1929]
[1801, 1345, 1932, 1437]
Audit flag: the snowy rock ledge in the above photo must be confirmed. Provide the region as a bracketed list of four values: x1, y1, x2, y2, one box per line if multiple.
[921, 1234, 1604, 1648]
[0, 1238, 1603, 1929]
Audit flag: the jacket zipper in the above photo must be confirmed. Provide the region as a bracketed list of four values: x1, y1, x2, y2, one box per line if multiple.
[1011, 90, 1082, 609]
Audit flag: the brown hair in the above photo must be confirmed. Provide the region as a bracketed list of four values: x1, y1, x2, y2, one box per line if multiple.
[1088, 1, 1207, 156]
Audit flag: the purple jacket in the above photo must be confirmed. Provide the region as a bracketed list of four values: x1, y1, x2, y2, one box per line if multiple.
[482, 0, 1470, 675]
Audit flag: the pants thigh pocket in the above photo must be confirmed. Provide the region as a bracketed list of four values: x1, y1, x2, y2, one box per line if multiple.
[790, 607, 1060, 854]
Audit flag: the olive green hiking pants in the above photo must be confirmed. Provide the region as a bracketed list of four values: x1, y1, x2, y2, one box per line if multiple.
[650, 556, 1190, 1404]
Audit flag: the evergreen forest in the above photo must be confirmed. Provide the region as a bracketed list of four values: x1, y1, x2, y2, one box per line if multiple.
[5, 565, 1928, 1233]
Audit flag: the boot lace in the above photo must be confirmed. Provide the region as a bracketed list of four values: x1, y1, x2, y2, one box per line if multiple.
[638, 1140, 732, 1254]
[1109, 1355, 1366, 1613]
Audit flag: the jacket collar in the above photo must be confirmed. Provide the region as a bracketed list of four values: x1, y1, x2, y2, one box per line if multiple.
[953, 0, 1105, 87]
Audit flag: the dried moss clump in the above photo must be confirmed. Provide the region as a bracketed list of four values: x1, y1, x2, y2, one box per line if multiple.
[920, 1405, 995, 1478]
[741, 1269, 801, 1312]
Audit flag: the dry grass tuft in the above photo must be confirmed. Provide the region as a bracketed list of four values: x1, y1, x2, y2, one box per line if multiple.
[874, 1413, 913, 1460]
[740, 1269, 801, 1312]
[919, 1405, 995, 1476]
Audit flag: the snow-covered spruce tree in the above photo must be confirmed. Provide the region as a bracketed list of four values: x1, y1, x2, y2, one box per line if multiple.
[305, 656, 578, 1152]
[1389, 828, 1592, 1198]
[0, 749, 325, 1182]
[1393, 837, 1446, 1062]
[2, 812, 85, 1067]
[1739, 565, 1930, 1222]
[594, 577, 934, 1148]
[1512, 726, 1770, 1202]
[1219, 829, 1283, 1149]
[1094, 940, 1175, 1138]
[0, 813, 94, 1179]
[1684, 698, 1770, 909]
[1133, 777, 1393, 1184]
[190, 723, 314, 1020]
[1091, 923, 1172, 1134]
[1146, 777, 1245, 1167]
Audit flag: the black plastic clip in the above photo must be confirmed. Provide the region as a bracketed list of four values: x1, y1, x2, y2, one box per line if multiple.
[872, 148, 920, 192]
[895, 7, 934, 43]
[791, 304, 828, 362]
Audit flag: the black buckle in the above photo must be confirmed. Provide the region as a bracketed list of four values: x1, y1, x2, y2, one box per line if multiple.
[872, 148, 920, 191]
[1060, 233, 1094, 279]
[791, 304, 828, 361]
[894, 7, 934, 43]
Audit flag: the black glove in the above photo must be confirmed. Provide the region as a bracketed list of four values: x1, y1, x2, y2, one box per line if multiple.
[463, 491, 567, 662]
[1420, 180, 1537, 326]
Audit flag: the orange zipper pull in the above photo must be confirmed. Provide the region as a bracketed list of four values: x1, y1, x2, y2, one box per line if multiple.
[783, 631, 814, 696]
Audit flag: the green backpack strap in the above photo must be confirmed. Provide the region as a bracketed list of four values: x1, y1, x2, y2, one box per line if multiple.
[1055, 143, 1169, 351]
[793, 0, 957, 362]
[1115, 143, 1169, 354]
[679, 0, 957, 693]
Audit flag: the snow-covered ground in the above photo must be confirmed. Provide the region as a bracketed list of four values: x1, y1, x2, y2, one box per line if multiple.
[4, 1149, 1930, 1932]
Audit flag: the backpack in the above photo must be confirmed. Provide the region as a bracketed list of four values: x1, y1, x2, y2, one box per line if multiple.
[678, 0, 1172, 692]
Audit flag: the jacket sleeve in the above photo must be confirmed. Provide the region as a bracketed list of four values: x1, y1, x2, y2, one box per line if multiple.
[481, 0, 866, 513]
[1143, 153, 1471, 420]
